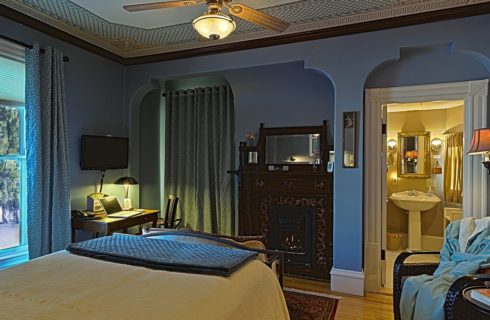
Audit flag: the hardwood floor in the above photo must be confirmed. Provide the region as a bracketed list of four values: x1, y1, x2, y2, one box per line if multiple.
[284, 277, 394, 320]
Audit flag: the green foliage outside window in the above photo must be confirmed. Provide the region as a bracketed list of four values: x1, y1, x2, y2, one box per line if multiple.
[0, 160, 20, 224]
[0, 105, 20, 155]
[0, 105, 21, 225]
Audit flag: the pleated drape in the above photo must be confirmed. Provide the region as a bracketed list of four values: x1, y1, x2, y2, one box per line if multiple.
[164, 86, 235, 235]
[26, 43, 71, 259]
[444, 132, 463, 203]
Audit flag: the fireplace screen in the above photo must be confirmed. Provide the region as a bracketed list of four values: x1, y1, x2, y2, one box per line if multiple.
[267, 205, 315, 267]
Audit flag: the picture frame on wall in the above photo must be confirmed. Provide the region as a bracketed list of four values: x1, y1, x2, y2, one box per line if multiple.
[343, 111, 358, 168]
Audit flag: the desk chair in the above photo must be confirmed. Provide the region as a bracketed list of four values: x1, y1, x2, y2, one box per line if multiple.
[158, 195, 180, 229]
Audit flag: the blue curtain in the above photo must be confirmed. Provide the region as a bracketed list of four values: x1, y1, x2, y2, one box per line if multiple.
[26, 43, 71, 259]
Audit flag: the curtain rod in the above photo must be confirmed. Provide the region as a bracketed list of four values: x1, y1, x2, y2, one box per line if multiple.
[162, 85, 228, 97]
[0, 34, 70, 62]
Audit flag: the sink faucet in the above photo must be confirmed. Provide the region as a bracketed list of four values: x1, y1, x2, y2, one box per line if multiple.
[409, 190, 417, 196]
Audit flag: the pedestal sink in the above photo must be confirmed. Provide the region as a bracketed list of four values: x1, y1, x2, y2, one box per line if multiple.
[389, 191, 441, 250]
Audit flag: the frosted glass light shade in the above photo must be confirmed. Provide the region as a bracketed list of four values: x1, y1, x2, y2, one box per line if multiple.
[193, 13, 236, 40]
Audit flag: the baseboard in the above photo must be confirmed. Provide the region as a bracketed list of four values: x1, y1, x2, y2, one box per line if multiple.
[421, 235, 444, 251]
[330, 267, 365, 296]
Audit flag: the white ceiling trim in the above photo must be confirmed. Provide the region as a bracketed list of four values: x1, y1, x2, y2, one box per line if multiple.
[3, 0, 490, 58]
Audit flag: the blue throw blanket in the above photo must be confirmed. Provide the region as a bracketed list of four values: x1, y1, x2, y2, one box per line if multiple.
[400, 218, 490, 320]
[66, 234, 257, 277]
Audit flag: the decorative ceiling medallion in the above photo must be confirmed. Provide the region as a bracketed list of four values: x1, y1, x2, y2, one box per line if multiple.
[2, 0, 490, 58]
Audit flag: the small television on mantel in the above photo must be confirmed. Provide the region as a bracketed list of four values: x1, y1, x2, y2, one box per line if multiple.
[80, 135, 129, 170]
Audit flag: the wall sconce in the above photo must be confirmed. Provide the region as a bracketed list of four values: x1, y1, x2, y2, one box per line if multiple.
[431, 138, 443, 152]
[467, 128, 490, 174]
[391, 173, 398, 184]
[387, 139, 397, 153]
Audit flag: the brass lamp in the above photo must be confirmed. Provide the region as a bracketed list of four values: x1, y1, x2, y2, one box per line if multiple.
[114, 176, 138, 209]
[467, 128, 490, 174]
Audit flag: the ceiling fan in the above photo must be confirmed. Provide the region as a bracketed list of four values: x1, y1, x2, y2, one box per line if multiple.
[123, 0, 290, 40]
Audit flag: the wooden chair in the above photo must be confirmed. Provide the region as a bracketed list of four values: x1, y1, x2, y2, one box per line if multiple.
[158, 195, 180, 229]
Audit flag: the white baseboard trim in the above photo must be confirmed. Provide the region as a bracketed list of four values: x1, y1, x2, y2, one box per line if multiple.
[330, 268, 365, 296]
[421, 235, 444, 251]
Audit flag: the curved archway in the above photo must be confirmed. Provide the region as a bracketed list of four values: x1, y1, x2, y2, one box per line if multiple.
[363, 42, 490, 292]
[129, 62, 336, 236]
[128, 79, 160, 208]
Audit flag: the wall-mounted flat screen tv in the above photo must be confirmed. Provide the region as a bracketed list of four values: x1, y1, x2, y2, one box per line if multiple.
[80, 135, 129, 170]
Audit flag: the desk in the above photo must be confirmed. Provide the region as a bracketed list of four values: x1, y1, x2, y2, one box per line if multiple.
[71, 209, 159, 243]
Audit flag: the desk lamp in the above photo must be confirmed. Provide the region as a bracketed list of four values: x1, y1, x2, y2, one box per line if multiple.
[114, 176, 138, 210]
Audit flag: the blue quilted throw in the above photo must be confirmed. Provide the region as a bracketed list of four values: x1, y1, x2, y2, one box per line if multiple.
[66, 234, 257, 277]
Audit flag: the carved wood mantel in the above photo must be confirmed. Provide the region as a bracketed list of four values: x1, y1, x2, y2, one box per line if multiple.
[236, 122, 333, 281]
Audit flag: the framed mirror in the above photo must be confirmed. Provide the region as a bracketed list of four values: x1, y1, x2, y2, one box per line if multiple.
[266, 134, 320, 164]
[398, 131, 431, 178]
[256, 121, 328, 172]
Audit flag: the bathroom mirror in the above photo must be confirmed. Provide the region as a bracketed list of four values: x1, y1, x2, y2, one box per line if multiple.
[398, 131, 431, 178]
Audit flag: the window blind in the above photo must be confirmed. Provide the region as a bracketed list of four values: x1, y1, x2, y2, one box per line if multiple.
[0, 38, 25, 104]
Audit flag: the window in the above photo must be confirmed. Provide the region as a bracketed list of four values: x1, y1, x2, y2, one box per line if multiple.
[0, 39, 27, 268]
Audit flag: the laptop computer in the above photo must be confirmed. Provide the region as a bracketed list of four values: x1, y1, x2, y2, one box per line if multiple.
[99, 196, 142, 218]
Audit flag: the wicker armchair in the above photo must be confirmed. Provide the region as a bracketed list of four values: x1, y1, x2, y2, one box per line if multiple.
[393, 251, 490, 320]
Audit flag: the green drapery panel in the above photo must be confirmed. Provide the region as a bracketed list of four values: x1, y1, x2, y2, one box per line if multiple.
[164, 86, 235, 235]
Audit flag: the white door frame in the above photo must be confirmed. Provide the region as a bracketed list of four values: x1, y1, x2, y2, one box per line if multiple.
[364, 79, 489, 292]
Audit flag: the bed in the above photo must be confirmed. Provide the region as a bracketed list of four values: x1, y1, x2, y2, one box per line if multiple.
[0, 231, 289, 320]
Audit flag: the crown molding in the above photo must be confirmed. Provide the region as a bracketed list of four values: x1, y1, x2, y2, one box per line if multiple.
[0, 4, 125, 64]
[1, 2, 490, 65]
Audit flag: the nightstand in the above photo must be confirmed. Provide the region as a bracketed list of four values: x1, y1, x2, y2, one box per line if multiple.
[71, 209, 159, 242]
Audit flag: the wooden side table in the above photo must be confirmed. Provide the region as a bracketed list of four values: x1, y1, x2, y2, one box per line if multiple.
[71, 209, 159, 242]
[463, 287, 490, 316]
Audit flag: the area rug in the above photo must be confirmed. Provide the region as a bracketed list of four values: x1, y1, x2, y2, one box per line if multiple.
[284, 288, 339, 320]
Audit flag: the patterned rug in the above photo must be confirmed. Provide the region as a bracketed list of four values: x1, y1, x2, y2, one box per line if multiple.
[284, 289, 339, 320]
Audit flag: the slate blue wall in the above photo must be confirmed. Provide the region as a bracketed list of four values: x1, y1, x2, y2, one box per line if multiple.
[126, 14, 490, 272]
[135, 63, 334, 220]
[3, 11, 489, 272]
[0, 16, 127, 209]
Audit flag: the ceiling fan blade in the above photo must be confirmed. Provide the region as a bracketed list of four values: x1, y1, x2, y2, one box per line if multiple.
[123, 1, 201, 12]
[226, 3, 289, 32]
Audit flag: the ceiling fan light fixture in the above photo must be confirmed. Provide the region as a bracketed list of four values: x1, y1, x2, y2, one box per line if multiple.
[192, 12, 236, 40]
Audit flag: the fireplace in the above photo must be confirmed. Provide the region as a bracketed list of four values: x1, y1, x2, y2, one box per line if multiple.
[235, 120, 332, 281]
[267, 205, 315, 267]
[259, 195, 331, 281]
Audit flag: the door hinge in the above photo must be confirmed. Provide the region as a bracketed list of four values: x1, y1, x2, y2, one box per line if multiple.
[381, 249, 386, 260]
[381, 124, 387, 135]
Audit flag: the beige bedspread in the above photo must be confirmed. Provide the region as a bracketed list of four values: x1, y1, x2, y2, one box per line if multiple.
[0, 251, 289, 320]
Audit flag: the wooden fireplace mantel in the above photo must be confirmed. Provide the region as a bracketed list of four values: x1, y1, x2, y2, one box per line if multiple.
[236, 122, 333, 281]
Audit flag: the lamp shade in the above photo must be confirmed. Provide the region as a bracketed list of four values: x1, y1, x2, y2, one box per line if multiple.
[114, 176, 138, 185]
[468, 128, 490, 154]
[192, 12, 236, 40]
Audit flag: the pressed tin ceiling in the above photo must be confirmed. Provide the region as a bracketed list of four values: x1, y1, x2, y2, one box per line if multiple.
[2, 0, 490, 61]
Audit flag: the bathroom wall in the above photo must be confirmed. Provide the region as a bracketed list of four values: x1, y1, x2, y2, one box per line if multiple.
[387, 105, 464, 238]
